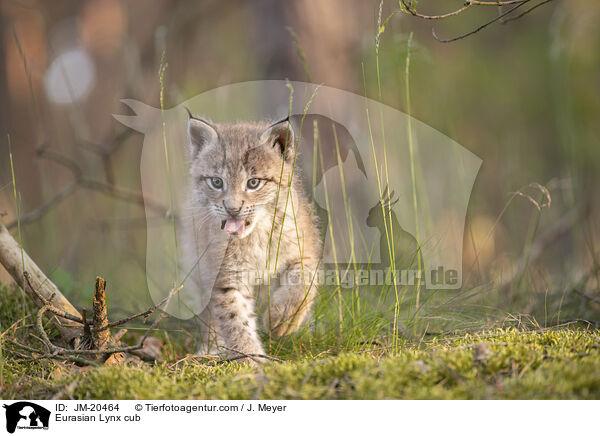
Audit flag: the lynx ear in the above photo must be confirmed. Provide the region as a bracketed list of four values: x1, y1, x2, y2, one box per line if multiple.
[260, 120, 295, 162]
[187, 114, 218, 158]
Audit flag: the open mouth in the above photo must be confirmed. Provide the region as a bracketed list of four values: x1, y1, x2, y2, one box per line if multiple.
[221, 218, 252, 236]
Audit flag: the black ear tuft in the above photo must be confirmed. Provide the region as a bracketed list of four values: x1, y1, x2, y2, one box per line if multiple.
[260, 120, 295, 162]
[188, 116, 218, 158]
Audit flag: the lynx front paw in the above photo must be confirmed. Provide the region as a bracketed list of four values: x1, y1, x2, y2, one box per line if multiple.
[233, 355, 269, 367]
[196, 343, 221, 357]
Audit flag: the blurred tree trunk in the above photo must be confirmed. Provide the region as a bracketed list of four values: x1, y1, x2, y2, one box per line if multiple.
[0, 9, 10, 166]
[251, 0, 298, 79]
[251, 0, 366, 91]
[285, 0, 364, 91]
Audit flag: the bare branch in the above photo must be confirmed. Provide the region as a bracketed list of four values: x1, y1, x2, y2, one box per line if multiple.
[36, 147, 83, 180]
[432, 1, 531, 43]
[502, 0, 556, 24]
[400, 0, 532, 20]
[6, 145, 171, 230]
[7, 182, 78, 230]
[78, 179, 170, 217]
[398, 0, 556, 43]
[574, 289, 600, 306]
[401, 0, 473, 20]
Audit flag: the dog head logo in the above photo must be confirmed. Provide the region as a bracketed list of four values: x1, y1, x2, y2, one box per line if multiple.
[114, 81, 481, 318]
[3, 402, 50, 433]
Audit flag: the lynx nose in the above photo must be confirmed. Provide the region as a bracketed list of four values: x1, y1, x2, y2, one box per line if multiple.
[223, 200, 244, 216]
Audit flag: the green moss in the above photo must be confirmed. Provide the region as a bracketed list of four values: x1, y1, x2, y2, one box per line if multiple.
[2, 328, 598, 400]
[1, 285, 598, 399]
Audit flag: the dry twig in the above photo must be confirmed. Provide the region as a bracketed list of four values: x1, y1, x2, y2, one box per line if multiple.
[212, 345, 284, 365]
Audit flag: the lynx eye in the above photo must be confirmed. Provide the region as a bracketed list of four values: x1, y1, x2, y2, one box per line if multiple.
[246, 178, 263, 191]
[208, 177, 224, 190]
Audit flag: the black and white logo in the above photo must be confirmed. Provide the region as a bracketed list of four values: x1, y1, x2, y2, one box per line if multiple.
[3, 402, 50, 433]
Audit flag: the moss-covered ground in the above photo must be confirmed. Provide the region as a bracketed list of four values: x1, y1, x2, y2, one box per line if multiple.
[1, 286, 599, 400]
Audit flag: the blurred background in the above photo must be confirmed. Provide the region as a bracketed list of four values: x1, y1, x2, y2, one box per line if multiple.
[0, 0, 598, 331]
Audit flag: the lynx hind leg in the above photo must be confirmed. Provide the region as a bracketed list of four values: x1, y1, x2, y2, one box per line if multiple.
[210, 287, 266, 364]
[263, 267, 318, 338]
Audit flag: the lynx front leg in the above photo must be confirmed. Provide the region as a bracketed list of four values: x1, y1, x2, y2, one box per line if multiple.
[263, 264, 318, 338]
[210, 287, 265, 362]
[197, 307, 224, 356]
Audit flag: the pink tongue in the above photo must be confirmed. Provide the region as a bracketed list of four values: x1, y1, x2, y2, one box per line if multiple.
[224, 218, 245, 235]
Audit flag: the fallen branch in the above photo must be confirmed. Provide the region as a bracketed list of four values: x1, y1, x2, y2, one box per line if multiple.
[25, 278, 182, 359]
[0, 220, 82, 343]
[1, 217, 184, 365]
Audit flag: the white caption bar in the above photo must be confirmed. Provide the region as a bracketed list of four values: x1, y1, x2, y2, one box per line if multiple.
[0, 400, 595, 436]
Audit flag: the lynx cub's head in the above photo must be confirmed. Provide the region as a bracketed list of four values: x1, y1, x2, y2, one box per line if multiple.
[187, 116, 296, 238]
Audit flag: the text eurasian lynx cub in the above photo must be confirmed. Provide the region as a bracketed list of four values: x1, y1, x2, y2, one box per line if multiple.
[182, 114, 321, 363]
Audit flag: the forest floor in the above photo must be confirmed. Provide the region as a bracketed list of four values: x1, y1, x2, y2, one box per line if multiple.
[1, 285, 599, 400]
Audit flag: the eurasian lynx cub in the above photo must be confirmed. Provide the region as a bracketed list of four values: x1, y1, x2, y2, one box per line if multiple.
[183, 114, 321, 363]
